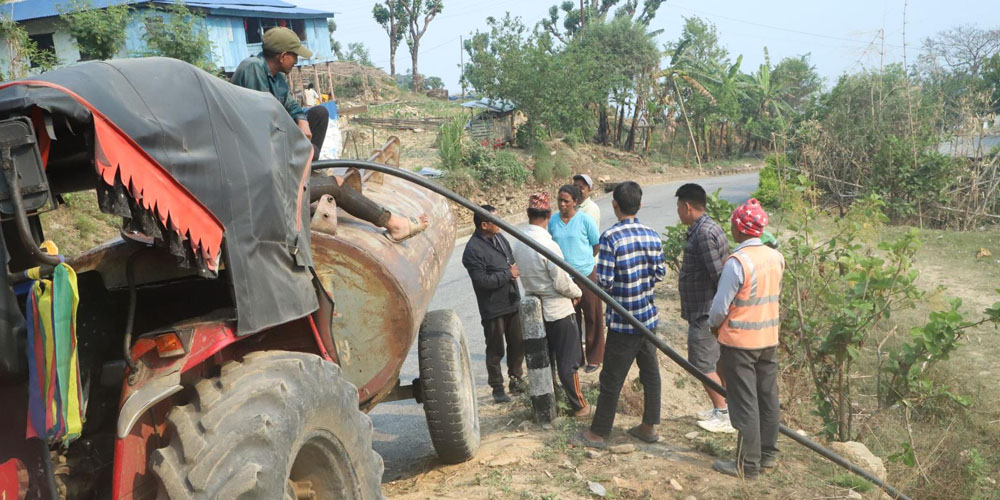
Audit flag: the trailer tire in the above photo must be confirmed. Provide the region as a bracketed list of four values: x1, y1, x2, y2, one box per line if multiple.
[418, 309, 480, 464]
[150, 351, 384, 500]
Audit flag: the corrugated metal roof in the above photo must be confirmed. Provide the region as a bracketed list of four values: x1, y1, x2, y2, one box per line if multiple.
[2, 0, 332, 22]
[461, 98, 515, 113]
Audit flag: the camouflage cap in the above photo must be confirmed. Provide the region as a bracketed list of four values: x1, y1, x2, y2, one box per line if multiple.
[262, 27, 313, 59]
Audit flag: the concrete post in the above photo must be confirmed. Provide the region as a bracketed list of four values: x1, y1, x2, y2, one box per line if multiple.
[519, 296, 556, 423]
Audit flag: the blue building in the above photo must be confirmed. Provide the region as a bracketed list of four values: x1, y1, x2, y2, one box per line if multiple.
[1, 0, 335, 75]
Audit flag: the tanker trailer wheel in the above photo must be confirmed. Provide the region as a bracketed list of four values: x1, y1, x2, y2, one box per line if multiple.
[418, 309, 481, 464]
[150, 351, 384, 500]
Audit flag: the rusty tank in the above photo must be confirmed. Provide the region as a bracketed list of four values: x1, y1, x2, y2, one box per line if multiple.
[309, 137, 457, 409]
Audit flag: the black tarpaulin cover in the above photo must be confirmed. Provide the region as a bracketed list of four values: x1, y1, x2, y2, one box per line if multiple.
[0, 58, 317, 335]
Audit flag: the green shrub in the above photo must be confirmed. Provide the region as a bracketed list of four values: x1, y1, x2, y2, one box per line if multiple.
[477, 150, 529, 188]
[753, 154, 784, 209]
[553, 149, 571, 179]
[516, 122, 547, 149]
[438, 116, 465, 171]
[440, 168, 477, 197]
[562, 129, 583, 148]
[532, 143, 554, 184]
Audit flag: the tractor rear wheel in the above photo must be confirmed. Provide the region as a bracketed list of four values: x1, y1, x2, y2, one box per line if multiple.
[150, 351, 384, 500]
[418, 309, 480, 464]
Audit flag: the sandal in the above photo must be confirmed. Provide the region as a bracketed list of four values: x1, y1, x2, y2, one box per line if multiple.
[384, 216, 429, 243]
[573, 431, 607, 449]
[627, 425, 660, 443]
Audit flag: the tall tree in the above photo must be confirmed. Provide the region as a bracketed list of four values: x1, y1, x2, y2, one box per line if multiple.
[142, 2, 215, 72]
[372, 1, 405, 77]
[1, 13, 58, 79]
[540, 0, 663, 44]
[59, 0, 131, 61]
[920, 24, 1000, 78]
[401, 0, 443, 91]
[327, 19, 343, 59]
[771, 54, 821, 113]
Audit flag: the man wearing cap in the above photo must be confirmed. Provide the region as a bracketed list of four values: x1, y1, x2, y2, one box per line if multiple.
[231, 27, 326, 158]
[708, 198, 784, 480]
[231, 27, 429, 243]
[573, 174, 601, 228]
[511, 192, 590, 417]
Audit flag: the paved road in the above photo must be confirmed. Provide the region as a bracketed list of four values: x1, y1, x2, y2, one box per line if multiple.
[370, 172, 759, 481]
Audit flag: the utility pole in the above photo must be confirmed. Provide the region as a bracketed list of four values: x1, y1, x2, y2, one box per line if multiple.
[460, 35, 466, 98]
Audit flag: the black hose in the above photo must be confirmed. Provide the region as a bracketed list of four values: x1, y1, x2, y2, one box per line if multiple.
[123, 250, 141, 375]
[311, 159, 911, 500]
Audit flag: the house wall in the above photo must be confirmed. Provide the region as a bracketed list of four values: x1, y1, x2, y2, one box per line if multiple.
[2, 10, 332, 78]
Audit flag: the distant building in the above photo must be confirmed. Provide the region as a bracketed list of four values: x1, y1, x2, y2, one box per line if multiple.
[0, 0, 334, 76]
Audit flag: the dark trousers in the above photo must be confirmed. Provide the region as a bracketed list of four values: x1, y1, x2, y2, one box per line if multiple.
[306, 105, 329, 161]
[590, 330, 661, 438]
[574, 270, 606, 366]
[719, 345, 780, 471]
[315, 179, 391, 227]
[545, 315, 586, 412]
[483, 311, 525, 390]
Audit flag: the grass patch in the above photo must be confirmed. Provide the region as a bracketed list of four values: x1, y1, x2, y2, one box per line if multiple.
[694, 436, 730, 458]
[831, 473, 873, 492]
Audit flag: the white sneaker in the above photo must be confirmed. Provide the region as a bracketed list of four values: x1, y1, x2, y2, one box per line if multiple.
[697, 412, 736, 434]
[695, 407, 717, 420]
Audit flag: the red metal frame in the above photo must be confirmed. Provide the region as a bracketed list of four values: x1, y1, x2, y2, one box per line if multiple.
[109, 315, 330, 499]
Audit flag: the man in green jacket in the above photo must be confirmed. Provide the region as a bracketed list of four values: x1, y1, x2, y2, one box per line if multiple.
[231, 27, 428, 242]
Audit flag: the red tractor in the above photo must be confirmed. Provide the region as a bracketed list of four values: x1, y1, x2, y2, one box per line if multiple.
[0, 58, 479, 499]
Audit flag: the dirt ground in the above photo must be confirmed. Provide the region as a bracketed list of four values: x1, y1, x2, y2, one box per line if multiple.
[382, 279, 890, 500]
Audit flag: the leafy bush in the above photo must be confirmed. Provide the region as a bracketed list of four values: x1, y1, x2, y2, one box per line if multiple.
[476, 150, 529, 188]
[516, 123, 548, 149]
[59, 0, 131, 61]
[531, 143, 554, 184]
[438, 116, 465, 171]
[141, 1, 215, 72]
[553, 150, 571, 179]
[753, 155, 784, 209]
[562, 129, 583, 148]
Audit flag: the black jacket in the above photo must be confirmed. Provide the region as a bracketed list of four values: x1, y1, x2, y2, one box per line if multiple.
[462, 231, 520, 321]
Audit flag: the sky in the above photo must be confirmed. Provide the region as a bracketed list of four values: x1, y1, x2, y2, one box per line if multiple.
[295, 0, 1000, 92]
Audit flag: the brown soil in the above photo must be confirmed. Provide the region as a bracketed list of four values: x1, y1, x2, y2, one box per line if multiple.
[383, 279, 885, 500]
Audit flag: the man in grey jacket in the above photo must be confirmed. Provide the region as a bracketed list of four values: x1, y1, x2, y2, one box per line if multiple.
[512, 193, 590, 416]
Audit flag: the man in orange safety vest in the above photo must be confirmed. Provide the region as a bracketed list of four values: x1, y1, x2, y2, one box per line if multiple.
[708, 198, 784, 480]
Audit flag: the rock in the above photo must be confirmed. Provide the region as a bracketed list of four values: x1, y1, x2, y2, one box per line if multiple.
[669, 478, 683, 491]
[597, 175, 610, 183]
[683, 496, 698, 500]
[829, 441, 887, 480]
[517, 420, 533, 431]
[685, 431, 700, 440]
[588, 481, 607, 497]
[609, 444, 635, 454]
[585, 449, 602, 459]
[796, 429, 808, 437]
[488, 456, 520, 467]
[542, 423, 554, 431]
[612, 476, 631, 489]
[846, 490, 863, 499]
[551, 416, 568, 427]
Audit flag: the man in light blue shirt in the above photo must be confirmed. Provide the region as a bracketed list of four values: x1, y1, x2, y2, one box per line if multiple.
[549, 184, 605, 372]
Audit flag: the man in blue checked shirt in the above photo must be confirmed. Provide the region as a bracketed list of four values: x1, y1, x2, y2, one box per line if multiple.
[578, 181, 666, 448]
